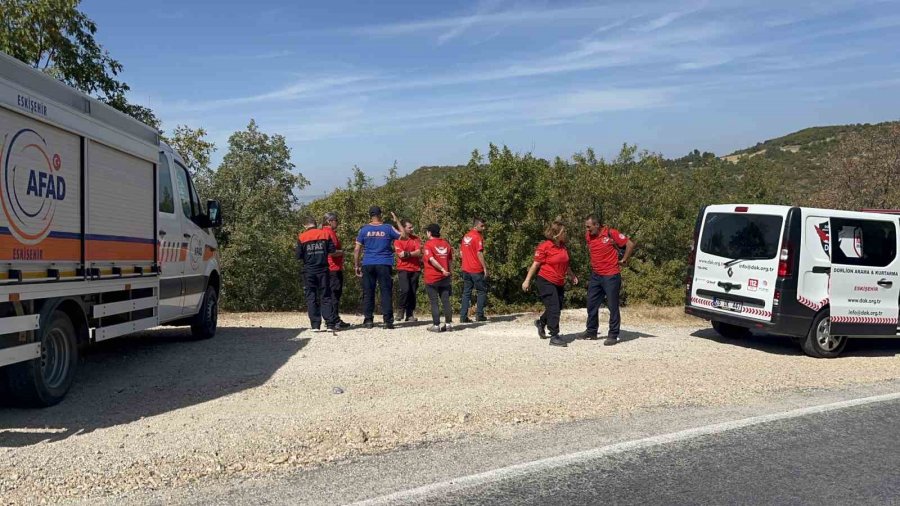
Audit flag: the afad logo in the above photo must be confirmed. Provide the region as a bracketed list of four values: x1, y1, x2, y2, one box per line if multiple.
[1, 129, 66, 245]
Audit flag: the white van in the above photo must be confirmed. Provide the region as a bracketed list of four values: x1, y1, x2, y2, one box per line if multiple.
[0, 52, 222, 406]
[685, 204, 900, 358]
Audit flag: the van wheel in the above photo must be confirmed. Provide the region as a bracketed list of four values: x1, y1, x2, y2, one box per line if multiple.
[190, 286, 218, 340]
[6, 311, 78, 407]
[712, 321, 751, 339]
[801, 311, 846, 358]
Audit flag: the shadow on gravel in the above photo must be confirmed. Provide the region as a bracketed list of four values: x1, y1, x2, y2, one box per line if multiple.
[691, 328, 800, 356]
[0, 326, 307, 448]
[555, 329, 656, 345]
[692, 328, 900, 357]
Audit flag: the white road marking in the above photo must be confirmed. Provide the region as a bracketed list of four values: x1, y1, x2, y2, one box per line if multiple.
[351, 391, 900, 505]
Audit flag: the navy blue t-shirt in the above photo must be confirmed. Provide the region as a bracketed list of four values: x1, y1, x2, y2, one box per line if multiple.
[357, 223, 401, 266]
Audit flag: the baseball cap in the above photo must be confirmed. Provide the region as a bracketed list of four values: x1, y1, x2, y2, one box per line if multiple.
[369, 206, 383, 217]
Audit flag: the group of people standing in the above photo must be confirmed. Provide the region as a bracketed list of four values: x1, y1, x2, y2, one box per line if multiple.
[296, 207, 634, 346]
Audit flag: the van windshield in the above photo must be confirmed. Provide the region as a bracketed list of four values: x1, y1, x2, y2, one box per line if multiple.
[700, 213, 783, 260]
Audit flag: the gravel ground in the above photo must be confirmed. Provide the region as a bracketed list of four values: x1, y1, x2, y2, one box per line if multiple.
[3, 307, 900, 504]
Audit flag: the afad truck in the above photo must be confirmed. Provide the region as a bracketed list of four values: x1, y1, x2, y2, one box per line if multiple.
[685, 204, 900, 358]
[0, 53, 222, 406]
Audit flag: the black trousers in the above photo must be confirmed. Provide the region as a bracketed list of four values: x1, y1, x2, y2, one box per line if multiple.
[460, 271, 487, 319]
[397, 270, 420, 319]
[426, 278, 452, 325]
[304, 270, 336, 329]
[586, 273, 622, 338]
[362, 264, 394, 324]
[535, 276, 565, 337]
[329, 270, 344, 321]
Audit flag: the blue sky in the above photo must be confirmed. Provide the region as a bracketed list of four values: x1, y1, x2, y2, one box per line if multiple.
[84, 0, 900, 196]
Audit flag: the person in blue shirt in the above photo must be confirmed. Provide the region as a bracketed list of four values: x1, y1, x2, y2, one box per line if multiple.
[353, 206, 406, 329]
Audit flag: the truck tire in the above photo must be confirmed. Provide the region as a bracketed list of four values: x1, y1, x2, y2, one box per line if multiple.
[190, 286, 218, 340]
[801, 311, 846, 358]
[6, 311, 78, 407]
[712, 320, 751, 339]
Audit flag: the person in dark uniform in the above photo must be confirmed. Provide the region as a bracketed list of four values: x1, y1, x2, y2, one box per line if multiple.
[353, 207, 405, 329]
[297, 216, 337, 332]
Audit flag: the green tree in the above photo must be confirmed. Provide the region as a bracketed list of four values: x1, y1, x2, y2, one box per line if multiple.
[213, 120, 309, 310]
[0, 0, 160, 128]
[168, 125, 216, 200]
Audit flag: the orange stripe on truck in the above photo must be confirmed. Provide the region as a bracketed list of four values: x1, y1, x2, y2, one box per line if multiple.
[86, 240, 154, 262]
[0, 234, 79, 261]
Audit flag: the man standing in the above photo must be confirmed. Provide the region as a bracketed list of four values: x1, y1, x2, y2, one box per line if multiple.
[460, 217, 489, 323]
[581, 213, 636, 346]
[297, 216, 337, 332]
[354, 206, 405, 329]
[423, 223, 453, 333]
[394, 220, 422, 322]
[322, 212, 350, 329]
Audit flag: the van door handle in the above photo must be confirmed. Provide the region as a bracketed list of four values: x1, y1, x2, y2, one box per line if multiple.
[184, 233, 191, 239]
[878, 279, 893, 288]
[158, 230, 166, 237]
[812, 266, 831, 274]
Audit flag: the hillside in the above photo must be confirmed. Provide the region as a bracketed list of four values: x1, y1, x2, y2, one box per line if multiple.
[312, 121, 899, 201]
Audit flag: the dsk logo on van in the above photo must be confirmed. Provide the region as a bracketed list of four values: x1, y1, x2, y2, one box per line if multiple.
[815, 221, 830, 256]
[1, 129, 66, 246]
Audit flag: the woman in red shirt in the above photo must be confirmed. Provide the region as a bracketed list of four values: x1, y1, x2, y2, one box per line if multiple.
[422, 223, 454, 332]
[522, 218, 578, 347]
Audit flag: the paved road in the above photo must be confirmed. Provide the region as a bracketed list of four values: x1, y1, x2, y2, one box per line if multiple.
[98, 383, 900, 506]
[417, 399, 900, 506]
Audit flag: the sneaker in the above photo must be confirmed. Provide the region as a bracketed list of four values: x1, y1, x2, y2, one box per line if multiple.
[603, 336, 619, 346]
[475, 315, 488, 322]
[549, 337, 567, 347]
[534, 319, 547, 339]
[443, 323, 452, 332]
[312, 327, 324, 333]
[326, 325, 336, 332]
[578, 331, 599, 340]
[460, 316, 473, 324]
[384, 322, 395, 330]
[336, 321, 352, 330]
[405, 316, 418, 323]
[363, 320, 374, 329]
[427, 324, 442, 333]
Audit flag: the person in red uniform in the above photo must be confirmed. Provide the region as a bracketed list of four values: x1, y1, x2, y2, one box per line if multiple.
[460, 217, 488, 323]
[322, 212, 350, 329]
[394, 220, 423, 322]
[422, 223, 453, 332]
[522, 218, 577, 347]
[581, 213, 636, 346]
[297, 216, 337, 332]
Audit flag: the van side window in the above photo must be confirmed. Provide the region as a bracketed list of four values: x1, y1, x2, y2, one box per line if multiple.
[173, 164, 192, 219]
[830, 218, 896, 267]
[157, 153, 175, 214]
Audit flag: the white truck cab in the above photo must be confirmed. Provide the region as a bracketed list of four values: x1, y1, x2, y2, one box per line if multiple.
[0, 52, 222, 406]
[685, 204, 900, 358]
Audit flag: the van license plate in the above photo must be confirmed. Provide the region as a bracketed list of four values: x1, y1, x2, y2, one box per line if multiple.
[712, 298, 743, 312]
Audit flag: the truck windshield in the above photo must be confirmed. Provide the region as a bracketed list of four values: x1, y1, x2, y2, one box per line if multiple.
[700, 213, 783, 260]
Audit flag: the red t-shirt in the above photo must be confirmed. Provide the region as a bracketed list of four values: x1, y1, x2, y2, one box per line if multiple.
[586, 227, 628, 276]
[534, 240, 570, 286]
[394, 235, 422, 272]
[323, 226, 343, 272]
[460, 229, 484, 274]
[423, 238, 453, 284]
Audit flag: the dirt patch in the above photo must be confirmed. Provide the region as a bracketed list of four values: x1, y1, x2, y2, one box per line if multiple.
[2, 308, 900, 503]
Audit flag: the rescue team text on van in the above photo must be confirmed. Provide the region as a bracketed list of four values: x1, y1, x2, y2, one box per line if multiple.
[0, 53, 222, 406]
[685, 204, 900, 358]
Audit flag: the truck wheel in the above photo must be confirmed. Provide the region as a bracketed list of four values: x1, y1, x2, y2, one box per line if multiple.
[6, 311, 78, 407]
[190, 286, 218, 340]
[712, 320, 751, 339]
[801, 311, 846, 358]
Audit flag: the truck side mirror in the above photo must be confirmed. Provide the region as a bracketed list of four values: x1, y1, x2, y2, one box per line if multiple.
[207, 200, 223, 228]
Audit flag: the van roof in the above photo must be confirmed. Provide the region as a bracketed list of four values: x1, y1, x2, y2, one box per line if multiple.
[706, 204, 900, 220]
